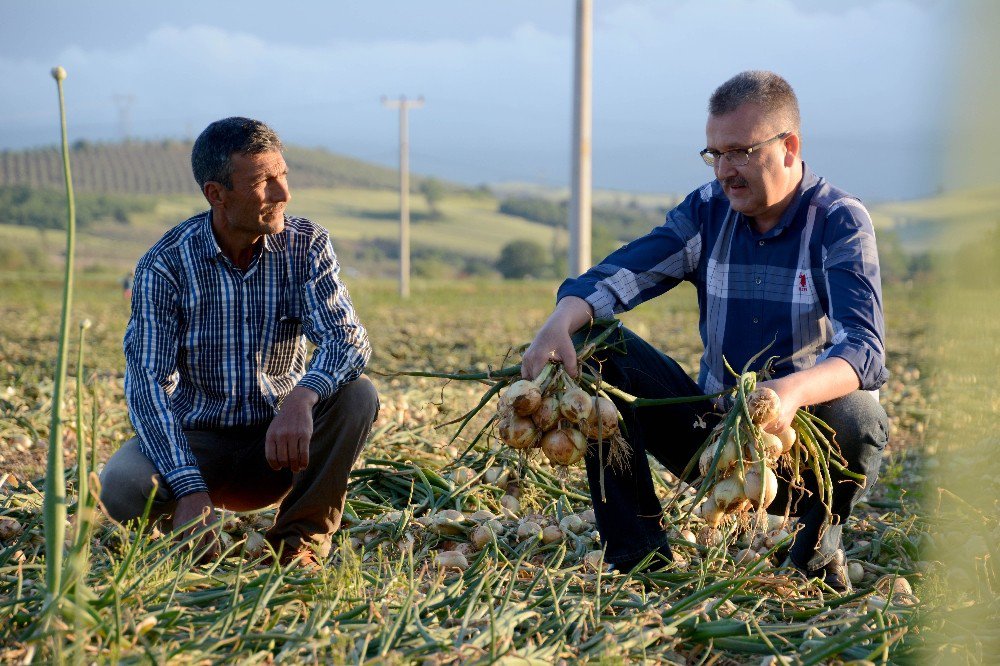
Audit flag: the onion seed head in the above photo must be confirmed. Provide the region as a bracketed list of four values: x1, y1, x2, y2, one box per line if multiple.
[51, 66, 67, 81]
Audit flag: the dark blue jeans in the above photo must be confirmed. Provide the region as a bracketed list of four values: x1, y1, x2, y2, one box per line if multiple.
[582, 327, 889, 571]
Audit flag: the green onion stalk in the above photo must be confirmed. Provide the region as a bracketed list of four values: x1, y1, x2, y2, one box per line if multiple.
[43, 64, 75, 603]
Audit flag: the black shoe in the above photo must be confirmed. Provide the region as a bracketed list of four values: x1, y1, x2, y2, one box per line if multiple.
[795, 549, 852, 594]
[611, 542, 674, 575]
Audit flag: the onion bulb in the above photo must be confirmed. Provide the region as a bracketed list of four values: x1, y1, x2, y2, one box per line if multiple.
[747, 387, 781, 428]
[559, 386, 593, 423]
[695, 500, 725, 527]
[541, 525, 564, 544]
[516, 520, 542, 541]
[435, 550, 469, 570]
[471, 524, 496, 549]
[743, 467, 778, 510]
[532, 395, 561, 431]
[777, 426, 796, 454]
[760, 431, 784, 461]
[540, 428, 588, 466]
[581, 396, 620, 440]
[499, 414, 539, 450]
[711, 475, 746, 513]
[503, 379, 542, 416]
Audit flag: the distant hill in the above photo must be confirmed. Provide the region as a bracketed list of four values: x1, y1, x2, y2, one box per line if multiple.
[0, 140, 405, 195]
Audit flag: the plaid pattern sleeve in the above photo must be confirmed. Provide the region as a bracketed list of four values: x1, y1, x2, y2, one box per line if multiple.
[557, 189, 704, 317]
[296, 230, 371, 400]
[816, 198, 889, 391]
[124, 221, 209, 498]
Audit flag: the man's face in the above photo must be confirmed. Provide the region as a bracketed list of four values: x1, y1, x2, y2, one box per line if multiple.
[705, 103, 797, 224]
[218, 151, 290, 237]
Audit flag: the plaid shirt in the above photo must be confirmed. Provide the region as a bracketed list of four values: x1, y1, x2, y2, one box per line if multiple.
[124, 211, 371, 498]
[558, 164, 888, 396]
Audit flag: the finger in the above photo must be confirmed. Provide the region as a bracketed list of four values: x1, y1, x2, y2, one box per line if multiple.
[296, 437, 310, 473]
[276, 438, 290, 470]
[265, 435, 281, 470]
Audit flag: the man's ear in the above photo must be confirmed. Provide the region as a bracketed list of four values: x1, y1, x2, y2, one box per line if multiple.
[783, 132, 801, 167]
[203, 181, 226, 206]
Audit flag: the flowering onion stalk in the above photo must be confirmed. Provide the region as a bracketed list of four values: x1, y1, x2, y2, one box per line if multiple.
[43, 64, 75, 603]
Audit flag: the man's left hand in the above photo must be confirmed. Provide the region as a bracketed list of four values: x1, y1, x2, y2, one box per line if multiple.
[266, 387, 319, 473]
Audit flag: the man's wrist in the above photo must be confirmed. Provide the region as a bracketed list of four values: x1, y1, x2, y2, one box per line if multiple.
[285, 386, 320, 409]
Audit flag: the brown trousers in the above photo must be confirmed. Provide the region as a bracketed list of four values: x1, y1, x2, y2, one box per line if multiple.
[99, 376, 379, 553]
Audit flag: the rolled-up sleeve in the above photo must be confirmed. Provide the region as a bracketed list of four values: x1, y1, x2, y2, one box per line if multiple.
[557, 192, 703, 317]
[819, 200, 889, 391]
[123, 263, 207, 498]
[296, 235, 371, 399]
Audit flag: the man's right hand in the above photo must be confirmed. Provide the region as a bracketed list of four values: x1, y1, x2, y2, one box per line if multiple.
[522, 296, 595, 380]
[173, 491, 219, 562]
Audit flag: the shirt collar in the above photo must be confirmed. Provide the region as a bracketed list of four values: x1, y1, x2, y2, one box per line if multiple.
[764, 162, 821, 237]
[196, 210, 287, 259]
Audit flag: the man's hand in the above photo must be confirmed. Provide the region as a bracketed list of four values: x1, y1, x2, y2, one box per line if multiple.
[173, 491, 219, 561]
[266, 386, 319, 473]
[757, 357, 861, 433]
[755, 376, 804, 434]
[522, 296, 595, 380]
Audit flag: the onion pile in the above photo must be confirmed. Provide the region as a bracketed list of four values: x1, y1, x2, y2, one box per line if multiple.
[496, 365, 626, 468]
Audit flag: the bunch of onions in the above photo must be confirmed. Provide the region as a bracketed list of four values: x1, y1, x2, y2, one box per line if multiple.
[692, 386, 798, 532]
[496, 363, 626, 468]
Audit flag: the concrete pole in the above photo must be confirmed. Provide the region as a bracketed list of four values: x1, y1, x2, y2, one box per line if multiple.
[382, 95, 424, 298]
[568, 0, 593, 278]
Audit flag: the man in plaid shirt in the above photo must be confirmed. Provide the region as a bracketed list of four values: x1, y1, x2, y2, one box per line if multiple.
[101, 118, 378, 567]
[522, 71, 888, 592]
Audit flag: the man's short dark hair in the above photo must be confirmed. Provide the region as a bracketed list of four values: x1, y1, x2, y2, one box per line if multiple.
[191, 117, 284, 190]
[709, 71, 801, 133]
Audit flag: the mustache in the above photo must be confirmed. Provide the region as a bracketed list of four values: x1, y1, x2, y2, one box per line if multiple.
[723, 176, 748, 188]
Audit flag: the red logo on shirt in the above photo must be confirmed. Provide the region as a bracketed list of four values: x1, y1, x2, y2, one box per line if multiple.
[798, 272, 809, 293]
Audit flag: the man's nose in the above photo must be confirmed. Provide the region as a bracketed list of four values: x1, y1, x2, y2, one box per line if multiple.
[714, 156, 738, 180]
[268, 177, 291, 203]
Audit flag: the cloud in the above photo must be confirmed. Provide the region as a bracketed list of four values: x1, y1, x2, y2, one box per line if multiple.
[0, 0, 951, 197]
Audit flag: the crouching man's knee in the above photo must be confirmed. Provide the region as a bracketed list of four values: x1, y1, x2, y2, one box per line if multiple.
[98, 439, 170, 523]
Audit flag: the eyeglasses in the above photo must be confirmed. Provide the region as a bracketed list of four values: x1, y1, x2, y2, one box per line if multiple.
[700, 132, 789, 167]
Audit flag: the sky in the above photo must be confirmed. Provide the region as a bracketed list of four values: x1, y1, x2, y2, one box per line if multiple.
[0, 0, 957, 202]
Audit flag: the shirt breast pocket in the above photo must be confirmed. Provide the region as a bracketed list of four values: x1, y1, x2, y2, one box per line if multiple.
[264, 306, 303, 376]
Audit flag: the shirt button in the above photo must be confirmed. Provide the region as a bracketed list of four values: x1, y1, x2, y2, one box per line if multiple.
[758, 240, 765, 246]
[752, 317, 759, 324]
[755, 277, 762, 285]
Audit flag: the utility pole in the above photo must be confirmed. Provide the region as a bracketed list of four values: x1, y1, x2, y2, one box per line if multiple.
[381, 95, 424, 298]
[568, 0, 593, 278]
[113, 94, 136, 141]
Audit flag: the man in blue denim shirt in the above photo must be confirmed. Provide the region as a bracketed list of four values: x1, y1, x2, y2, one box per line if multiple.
[522, 71, 888, 592]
